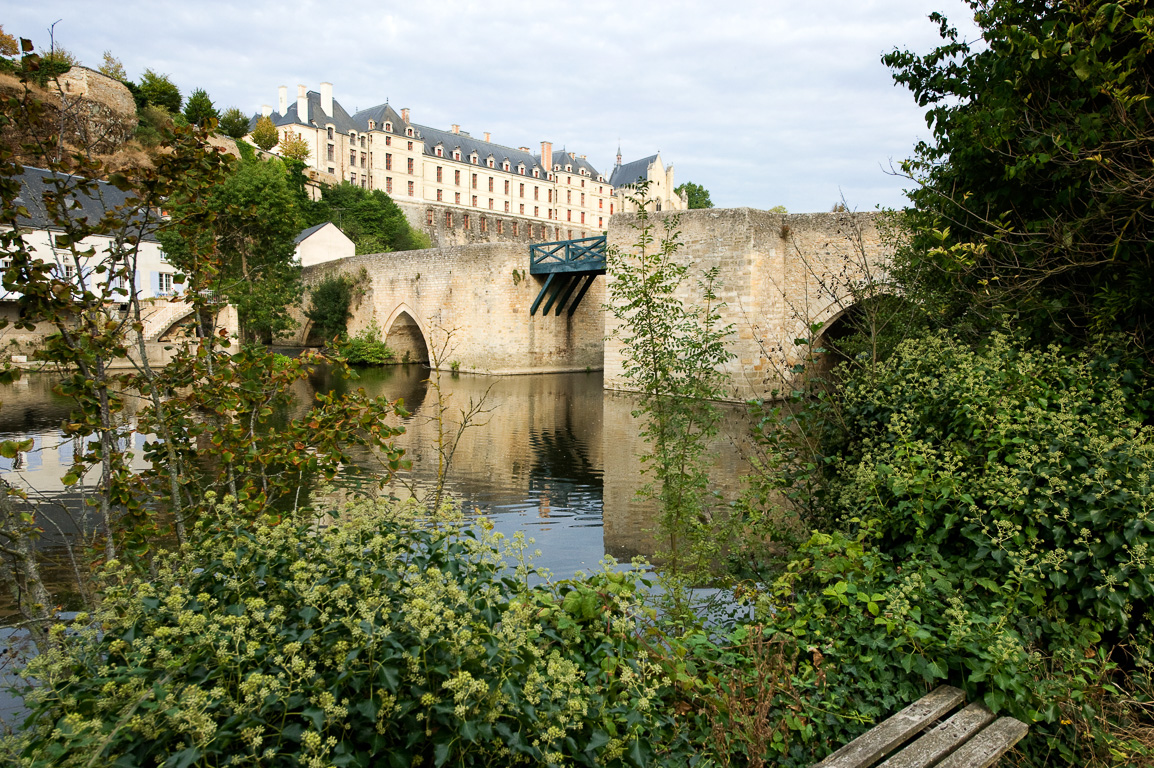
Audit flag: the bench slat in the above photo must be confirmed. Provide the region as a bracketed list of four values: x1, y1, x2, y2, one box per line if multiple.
[877, 702, 994, 768]
[814, 687, 966, 768]
[935, 716, 1029, 768]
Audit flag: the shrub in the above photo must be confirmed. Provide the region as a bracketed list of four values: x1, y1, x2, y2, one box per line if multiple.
[306, 274, 357, 344]
[341, 322, 394, 366]
[826, 331, 1154, 643]
[9, 499, 703, 767]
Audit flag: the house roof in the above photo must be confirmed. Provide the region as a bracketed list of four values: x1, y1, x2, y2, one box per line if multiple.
[253, 90, 360, 134]
[294, 221, 332, 244]
[609, 154, 659, 189]
[351, 103, 414, 138]
[549, 151, 602, 179]
[416, 124, 547, 176]
[13, 166, 159, 241]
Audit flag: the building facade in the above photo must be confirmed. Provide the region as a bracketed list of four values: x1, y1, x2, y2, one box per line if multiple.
[608, 150, 687, 214]
[253, 84, 620, 246]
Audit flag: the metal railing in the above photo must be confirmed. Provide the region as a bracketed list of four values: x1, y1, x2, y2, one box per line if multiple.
[529, 235, 607, 275]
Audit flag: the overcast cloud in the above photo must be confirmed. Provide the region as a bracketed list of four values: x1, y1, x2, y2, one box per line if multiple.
[6, 1, 981, 213]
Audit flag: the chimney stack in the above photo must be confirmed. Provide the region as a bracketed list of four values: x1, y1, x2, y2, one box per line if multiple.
[401, 107, 410, 123]
[541, 141, 553, 172]
[451, 124, 460, 134]
[277, 86, 287, 116]
[519, 146, 529, 152]
[261, 104, 272, 118]
[320, 82, 333, 118]
[297, 85, 308, 123]
[483, 132, 491, 143]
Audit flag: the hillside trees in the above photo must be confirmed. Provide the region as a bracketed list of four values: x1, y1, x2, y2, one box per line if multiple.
[181, 87, 218, 126]
[250, 114, 277, 150]
[675, 181, 713, 209]
[136, 68, 181, 112]
[159, 154, 304, 343]
[305, 182, 429, 254]
[884, 0, 1154, 355]
[217, 107, 250, 139]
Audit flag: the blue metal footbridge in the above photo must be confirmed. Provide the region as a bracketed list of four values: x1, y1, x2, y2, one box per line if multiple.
[528, 235, 606, 317]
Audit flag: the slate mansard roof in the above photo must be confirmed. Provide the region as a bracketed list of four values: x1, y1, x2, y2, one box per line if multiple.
[13, 167, 159, 242]
[609, 154, 659, 189]
[549, 152, 601, 179]
[416, 124, 546, 176]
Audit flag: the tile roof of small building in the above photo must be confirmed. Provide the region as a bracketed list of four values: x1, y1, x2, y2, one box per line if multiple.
[609, 155, 659, 189]
[14, 166, 159, 241]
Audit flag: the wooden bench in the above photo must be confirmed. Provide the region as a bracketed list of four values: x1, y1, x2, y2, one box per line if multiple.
[813, 686, 1029, 768]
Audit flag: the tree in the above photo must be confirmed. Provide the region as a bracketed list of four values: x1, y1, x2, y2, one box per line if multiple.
[305, 183, 428, 254]
[182, 87, 218, 127]
[218, 107, 250, 140]
[160, 155, 304, 343]
[250, 114, 278, 151]
[884, 1, 1154, 355]
[137, 68, 181, 112]
[98, 50, 126, 81]
[0, 25, 18, 58]
[279, 129, 310, 161]
[675, 181, 713, 209]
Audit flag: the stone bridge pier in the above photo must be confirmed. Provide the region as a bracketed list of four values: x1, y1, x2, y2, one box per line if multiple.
[604, 207, 891, 401]
[291, 242, 604, 375]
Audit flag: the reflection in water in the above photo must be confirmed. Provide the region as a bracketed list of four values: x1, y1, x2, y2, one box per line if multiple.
[2, 365, 753, 582]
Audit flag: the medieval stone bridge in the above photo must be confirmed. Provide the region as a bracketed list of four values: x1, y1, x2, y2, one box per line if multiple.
[288, 207, 889, 400]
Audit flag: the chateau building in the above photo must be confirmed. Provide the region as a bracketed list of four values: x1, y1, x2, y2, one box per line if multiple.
[253, 84, 619, 246]
[608, 149, 687, 214]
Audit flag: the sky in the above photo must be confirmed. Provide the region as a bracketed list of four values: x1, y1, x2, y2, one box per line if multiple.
[5, 1, 982, 213]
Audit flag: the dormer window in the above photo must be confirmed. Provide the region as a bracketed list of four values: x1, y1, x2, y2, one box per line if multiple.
[350, 131, 356, 139]
[486, 157, 494, 168]
[580, 168, 587, 176]
[518, 163, 525, 175]
[502, 161, 510, 171]
[453, 149, 461, 161]
[533, 169, 540, 178]
[435, 145, 444, 157]
[470, 153, 478, 164]
[368, 120, 375, 130]
[566, 164, 572, 172]
[406, 127, 414, 137]
[384, 121, 392, 132]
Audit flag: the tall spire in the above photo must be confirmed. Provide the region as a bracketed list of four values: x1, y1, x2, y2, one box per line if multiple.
[615, 140, 622, 167]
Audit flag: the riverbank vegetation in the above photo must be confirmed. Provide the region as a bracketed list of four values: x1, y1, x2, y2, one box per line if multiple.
[3, 2, 1154, 766]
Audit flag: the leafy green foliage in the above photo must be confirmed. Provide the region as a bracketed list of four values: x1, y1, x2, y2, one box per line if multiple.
[762, 331, 1154, 765]
[11, 502, 706, 767]
[136, 68, 181, 113]
[674, 181, 713, 209]
[181, 87, 218, 127]
[606, 188, 738, 617]
[250, 114, 278, 151]
[217, 107, 250, 140]
[825, 332, 1154, 641]
[305, 273, 357, 343]
[341, 321, 395, 365]
[96, 50, 125, 81]
[159, 154, 304, 343]
[885, 1, 1154, 354]
[304, 183, 429, 254]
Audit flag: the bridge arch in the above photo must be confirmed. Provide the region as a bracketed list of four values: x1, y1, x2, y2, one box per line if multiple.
[382, 304, 430, 364]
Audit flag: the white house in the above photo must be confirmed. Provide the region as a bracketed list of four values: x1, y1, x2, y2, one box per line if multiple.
[1, 167, 235, 351]
[294, 221, 355, 267]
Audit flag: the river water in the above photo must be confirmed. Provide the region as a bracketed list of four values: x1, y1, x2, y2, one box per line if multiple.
[0, 364, 754, 601]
